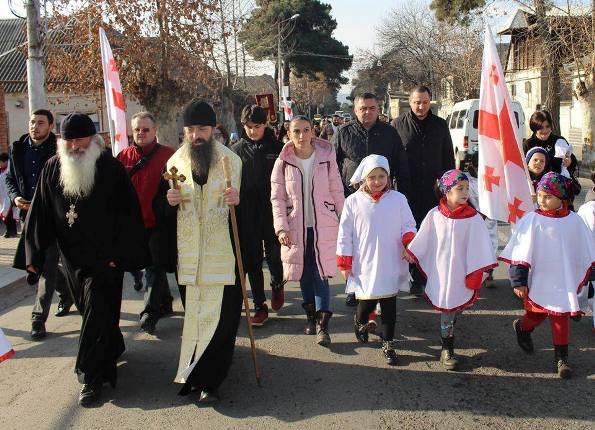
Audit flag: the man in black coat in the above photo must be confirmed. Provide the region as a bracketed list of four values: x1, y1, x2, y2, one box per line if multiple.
[334, 92, 411, 306]
[392, 85, 455, 295]
[231, 105, 284, 326]
[6, 109, 71, 339]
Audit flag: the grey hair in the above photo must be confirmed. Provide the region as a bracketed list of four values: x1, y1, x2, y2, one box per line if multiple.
[131, 111, 156, 125]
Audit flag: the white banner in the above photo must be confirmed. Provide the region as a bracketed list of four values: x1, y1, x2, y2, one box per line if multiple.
[99, 27, 128, 156]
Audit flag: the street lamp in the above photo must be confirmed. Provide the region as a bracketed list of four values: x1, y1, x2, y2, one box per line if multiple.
[278, 13, 300, 116]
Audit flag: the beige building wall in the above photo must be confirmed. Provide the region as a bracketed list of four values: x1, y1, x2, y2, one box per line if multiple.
[4, 92, 144, 144]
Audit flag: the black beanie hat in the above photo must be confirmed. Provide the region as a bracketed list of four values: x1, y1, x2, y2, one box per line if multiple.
[182, 100, 216, 127]
[60, 113, 96, 139]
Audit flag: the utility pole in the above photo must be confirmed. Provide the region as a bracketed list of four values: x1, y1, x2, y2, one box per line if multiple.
[25, 0, 47, 113]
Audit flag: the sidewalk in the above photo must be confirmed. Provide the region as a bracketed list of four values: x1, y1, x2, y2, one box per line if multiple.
[0, 222, 25, 290]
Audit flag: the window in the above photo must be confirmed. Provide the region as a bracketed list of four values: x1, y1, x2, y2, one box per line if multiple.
[511, 84, 516, 96]
[449, 111, 459, 128]
[514, 112, 520, 128]
[473, 110, 479, 129]
[524, 81, 532, 94]
[446, 114, 452, 128]
[456, 110, 467, 128]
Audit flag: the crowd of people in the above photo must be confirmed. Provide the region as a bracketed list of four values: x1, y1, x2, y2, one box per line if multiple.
[0, 85, 594, 411]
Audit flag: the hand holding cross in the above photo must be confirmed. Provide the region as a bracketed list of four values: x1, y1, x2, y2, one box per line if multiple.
[164, 166, 187, 209]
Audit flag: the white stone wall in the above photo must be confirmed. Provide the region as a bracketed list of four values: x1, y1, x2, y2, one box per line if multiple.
[4, 92, 144, 144]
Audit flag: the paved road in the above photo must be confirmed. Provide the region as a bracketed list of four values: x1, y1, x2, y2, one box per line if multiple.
[1, 265, 594, 429]
[1, 178, 594, 429]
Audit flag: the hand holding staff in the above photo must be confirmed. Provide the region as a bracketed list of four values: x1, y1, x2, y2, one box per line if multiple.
[221, 155, 261, 386]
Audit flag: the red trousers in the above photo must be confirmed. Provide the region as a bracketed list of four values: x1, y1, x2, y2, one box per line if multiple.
[520, 310, 569, 345]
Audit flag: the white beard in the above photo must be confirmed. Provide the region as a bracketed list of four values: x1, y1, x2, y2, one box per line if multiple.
[57, 138, 102, 198]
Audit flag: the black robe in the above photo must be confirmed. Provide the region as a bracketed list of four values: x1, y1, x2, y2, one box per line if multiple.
[25, 150, 150, 386]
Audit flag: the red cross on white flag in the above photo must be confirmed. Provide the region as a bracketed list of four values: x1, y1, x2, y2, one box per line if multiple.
[100, 28, 128, 156]
[478, 25, 533, 224]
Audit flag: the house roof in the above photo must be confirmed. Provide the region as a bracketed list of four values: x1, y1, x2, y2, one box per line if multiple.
[0, 19, 28, 93]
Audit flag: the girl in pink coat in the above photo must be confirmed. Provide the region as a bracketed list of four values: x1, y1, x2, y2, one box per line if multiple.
[270, 115, 345, 346]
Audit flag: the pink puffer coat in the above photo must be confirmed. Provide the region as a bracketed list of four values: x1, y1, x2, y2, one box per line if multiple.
[271, 138, 345, 281]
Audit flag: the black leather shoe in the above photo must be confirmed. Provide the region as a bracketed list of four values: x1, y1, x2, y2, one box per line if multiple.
[140, 313, 157, 334]
[198, 388, 219, 404]
[55, 301, 72, 317]
[31, 321, 47, 340]
[78, 383, 102, 406]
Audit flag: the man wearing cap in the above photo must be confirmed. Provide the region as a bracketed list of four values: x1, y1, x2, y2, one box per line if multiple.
[24, 113, 150, 406]
[153, 100, 242, 404]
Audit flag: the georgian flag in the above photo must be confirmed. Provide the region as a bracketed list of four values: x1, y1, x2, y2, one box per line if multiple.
[478, 26, 533, 224]
[99, 28, 128, 156]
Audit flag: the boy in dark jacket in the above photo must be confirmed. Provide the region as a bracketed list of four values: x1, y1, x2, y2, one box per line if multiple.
[231, 105, 284, 326]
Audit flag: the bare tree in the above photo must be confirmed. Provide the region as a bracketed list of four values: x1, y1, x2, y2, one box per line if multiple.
[368, 4, 483, 103]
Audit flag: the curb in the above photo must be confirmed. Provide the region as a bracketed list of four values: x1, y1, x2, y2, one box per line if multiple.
[0, 276, 27, 295]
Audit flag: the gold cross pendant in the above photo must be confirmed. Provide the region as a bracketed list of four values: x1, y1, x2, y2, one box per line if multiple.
[66, 204, 78, 228]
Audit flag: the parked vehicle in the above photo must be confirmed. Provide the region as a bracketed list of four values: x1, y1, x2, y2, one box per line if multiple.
[446, 99, 525, 169]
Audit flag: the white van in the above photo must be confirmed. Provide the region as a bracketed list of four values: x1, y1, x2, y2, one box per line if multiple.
[446, 99, 525, 168]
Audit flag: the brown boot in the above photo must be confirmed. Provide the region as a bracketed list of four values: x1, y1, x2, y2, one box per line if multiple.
[302, 303, 316, 335]
[316, 311, 332, 346]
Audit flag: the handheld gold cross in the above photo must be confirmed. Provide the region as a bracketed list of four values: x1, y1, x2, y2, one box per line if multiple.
[163, 166, 187, 210]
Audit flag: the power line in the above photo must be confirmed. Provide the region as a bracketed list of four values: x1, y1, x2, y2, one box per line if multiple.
[9, 0, 26, 19]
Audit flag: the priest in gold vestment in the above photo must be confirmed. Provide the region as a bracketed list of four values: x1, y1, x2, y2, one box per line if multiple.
[154, 101, 242, 404]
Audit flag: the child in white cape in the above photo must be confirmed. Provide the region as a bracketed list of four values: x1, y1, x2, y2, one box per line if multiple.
[336, 154, 416, 366]
[405, 169, 497, 371]
[500, 172, 595, 378]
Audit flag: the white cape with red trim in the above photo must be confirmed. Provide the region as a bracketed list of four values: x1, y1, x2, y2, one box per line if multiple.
[499, 211, 595, 315]
[407, 207, 497, 311]
[337, 190, 416, 299]
[0, 328, 14, 363]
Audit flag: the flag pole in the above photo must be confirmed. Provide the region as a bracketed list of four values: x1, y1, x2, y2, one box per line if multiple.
[99, 28, 116, 150]
[221, 155, 262, 386]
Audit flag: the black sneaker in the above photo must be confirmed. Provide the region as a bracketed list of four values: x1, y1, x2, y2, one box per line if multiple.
[513, 319, 534, 354]
[78, 382, 102, 407]
[345, 293, 357, 307]
[353, 314, 368, 343]
[382, 341, 398, 366]
[140, 313, 157, 334]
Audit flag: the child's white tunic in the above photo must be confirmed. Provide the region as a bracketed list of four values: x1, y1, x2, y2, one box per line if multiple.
[407, 206, 497, 312]
[336, 190, 416, 299]
[499, 211, 595, 316]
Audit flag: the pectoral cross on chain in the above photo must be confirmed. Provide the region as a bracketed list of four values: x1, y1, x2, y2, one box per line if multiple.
[163, 166, 187, 210]
[66, 204, 78, 228]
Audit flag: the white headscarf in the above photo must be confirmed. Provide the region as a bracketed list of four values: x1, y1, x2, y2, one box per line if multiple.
[349, 154, 390, 186]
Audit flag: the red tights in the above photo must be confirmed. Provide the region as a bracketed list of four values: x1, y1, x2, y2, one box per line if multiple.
[520, 310, 569, 345]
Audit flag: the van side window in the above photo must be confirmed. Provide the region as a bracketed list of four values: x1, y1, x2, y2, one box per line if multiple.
[450, 111, 459, 128]
[514, 112, 520, 128]
[456, 110, 467, 128]
[473, 111, 479, 129]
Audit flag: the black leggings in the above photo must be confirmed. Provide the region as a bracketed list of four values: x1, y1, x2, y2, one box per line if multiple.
[356, 296, 397, 341]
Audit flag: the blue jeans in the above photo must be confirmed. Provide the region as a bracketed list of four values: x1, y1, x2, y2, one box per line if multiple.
[299, 228, 330, 312]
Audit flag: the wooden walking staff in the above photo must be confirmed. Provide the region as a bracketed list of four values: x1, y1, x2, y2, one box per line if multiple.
[163, 166, 187, 210]
[221, 155, 262, 386]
